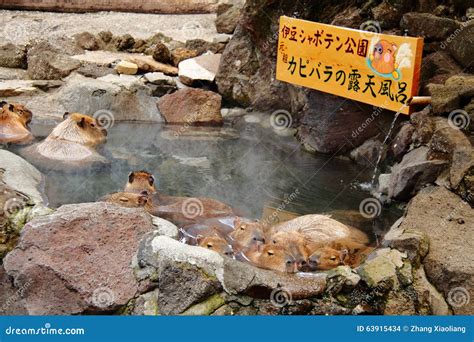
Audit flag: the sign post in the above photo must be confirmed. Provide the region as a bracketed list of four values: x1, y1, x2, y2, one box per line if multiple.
[276, 16, 424, 114]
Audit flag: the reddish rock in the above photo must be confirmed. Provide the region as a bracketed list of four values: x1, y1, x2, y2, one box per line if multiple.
[158, 88, 223, 125]
[3, 202, 156, 315]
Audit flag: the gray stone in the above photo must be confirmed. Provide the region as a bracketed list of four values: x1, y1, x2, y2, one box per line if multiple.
[428, 75, 474, 114]
[400, 13, 461, 40]
[151, 216, 179, 239]
[0, 44, 27, 69]
[27, 42, 81, 80]
[215, 4, 242, 34]
[388, 147, 448, 200]
[178, 53, 221, 85]
[397, 186, 474, 315]
[350, 138, 383, 166]
[358, 248, 407, 288]
[448, 21, 474, 69]
[143, 72, 176, 86]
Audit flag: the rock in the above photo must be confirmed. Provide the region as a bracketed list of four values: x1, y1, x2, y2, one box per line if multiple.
[358, 248, 408, 288]
[413, 267, 449, 315]
[185, 39, 224, 55]
[447, 21, 474, 69]
[383, 290, 417, 315]
[0, 44, 27, 69]
[428, 75, 474, 114]
[349, 138, 383, 166]
[383, 228, 429, 266]
[113, 34, 135, 51]
[151, 42, 172, 64]
[0, 67, 28, 80]
[158, 88, 223, 125]
[135, 236, 326, 314]
[76, 63, 117, 78]
[178, 53, 221, 85]
[428, 118, 473, 192]
[411, 106, 434, 146]
[74, 32, 101, 51]
[372, 0, 402, 29]
[213, 34, 232, 44]
[215, 4, 242, 34]
[27, 42, 81, 80]
[171, 47, 199, 66]
[143, 72, 176, 86]
[130, 289, 159, 316]
[181, 293, 226, 315]
[115, 60, 139, 75]
[151, 216, 178, 239]
[297, 91, 392, 154]
[420, 52, 462, 92]
[387, 146, 448, 200]
[400, 13, 461, 41]
[389, 123, 415, 162]
[0, 265, 27, 315]
[397, 186, 474, 315]
[98, 30, 113, 44]
[126, 55, 178, 75]
[0, 80, 40, 97]
[330, 6, 363, 28]
[3, 202, 156, 315]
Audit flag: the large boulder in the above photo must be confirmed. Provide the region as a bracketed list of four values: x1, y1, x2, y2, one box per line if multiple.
[387, 147, 448, 200]
[400, 13, 461, 41]
[27, 42, 81, 80]
[0, 44, 27, 69]
[396, 186, 474, 315]
[3, 202, 157, 315]
[428, 75, 474, 114]
[178, 53, 221, 85]
[447, 21, 474, 69]
[158, 88, 223, 125]
[215, 4, 242, 34]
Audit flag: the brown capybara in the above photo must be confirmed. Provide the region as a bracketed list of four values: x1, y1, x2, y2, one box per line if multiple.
[0, 101, 34, 144]
[197, 235, 233, 257]
[124, 170, 235, 225]
[229, 217, 266, 252]
[268, 230, 309, 270]
[370, 40, 398, 76]
[243, 244, 297, 273]
[269, 214, 369, 246]
[98, 191, 150, 208]
[181, 219, 235, 245]
[21, 112, 108, 170]
[307, 246, 346, 271]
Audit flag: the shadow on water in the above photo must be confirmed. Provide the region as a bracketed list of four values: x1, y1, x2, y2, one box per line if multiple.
[8, 119, 403, 243]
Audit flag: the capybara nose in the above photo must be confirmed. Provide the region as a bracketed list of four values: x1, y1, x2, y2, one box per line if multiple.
[297, 259, 307, 269]
[285, 260, 297, 273]
[140, 190, 149, 196]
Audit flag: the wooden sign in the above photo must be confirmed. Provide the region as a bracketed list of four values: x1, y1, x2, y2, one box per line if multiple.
[276, 16, 424, 114]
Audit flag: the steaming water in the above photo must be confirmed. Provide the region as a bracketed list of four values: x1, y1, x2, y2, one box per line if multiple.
[8, 117, 402, 242]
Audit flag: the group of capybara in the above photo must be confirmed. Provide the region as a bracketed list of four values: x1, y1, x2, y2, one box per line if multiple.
[1, 102, 375, 273]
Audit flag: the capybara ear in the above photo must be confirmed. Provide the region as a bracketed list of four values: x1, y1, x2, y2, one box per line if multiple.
[148, 175, 155, 186]
[0, 101, 7, 108]
[77, 117, 86, 128]
[8, 104, 14, 111]
[196, 234, 204, 244]
[128, 172, 135, 183]
[137, 195, 148, 206]
[63, 112, 71, 120]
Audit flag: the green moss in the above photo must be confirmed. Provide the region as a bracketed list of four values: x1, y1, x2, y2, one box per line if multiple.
[181, 294, 225, 316]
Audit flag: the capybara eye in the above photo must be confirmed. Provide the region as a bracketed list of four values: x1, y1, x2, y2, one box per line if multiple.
[207, 243, 213, 248]
[330, 256, 337, 261]
[272, 240, 277, 244]
[267, 250, 274, 256]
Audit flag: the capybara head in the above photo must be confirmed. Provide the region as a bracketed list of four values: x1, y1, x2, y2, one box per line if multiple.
[308, 246, 346, 271]
[269, 231, 309, 270]
[197, 235, 233, 257]
[100, 192, 150, 208]
[246, 244, 297, 273]
[0, 102, 33, 144]
[229, 217, 266, 250]
[372, 40, 397, 74]
[125, 170, 156, 195]
[47, 112, 107, 147]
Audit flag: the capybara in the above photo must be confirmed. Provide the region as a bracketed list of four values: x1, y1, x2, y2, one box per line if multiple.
[268, 230, 309, 270]
[370, 40, 398, 77]
[98, 191, 149, 208]
[307, 246, 346, 271]
[243, 244, 297, 273]
[124, 170, 235, 225]
[21, 112, 108, 170]
[269, 214, 369, 245]
[0, 101, 34, 144]
[197, 235, 233, 257]
[229, 217, 266, 251]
